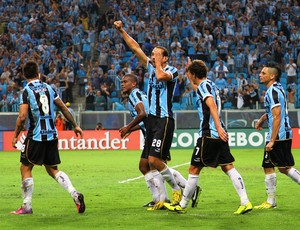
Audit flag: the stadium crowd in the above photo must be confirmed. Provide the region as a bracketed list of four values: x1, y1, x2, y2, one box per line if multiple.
[0, 0, 300, 113]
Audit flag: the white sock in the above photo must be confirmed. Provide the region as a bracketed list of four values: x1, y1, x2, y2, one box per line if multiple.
[144, 171, 159, 203]
[153, 170, 169, 202]
[226, 168, 249, 206]
[22, 178, 34, 209]
[170, 168, 187, 188]
[180, 174, 199, 208]
[288, 168, 300, 184]
[265, 173, 276, 205]
[55, 171, 76, 197]
[160, 166, 181, 191]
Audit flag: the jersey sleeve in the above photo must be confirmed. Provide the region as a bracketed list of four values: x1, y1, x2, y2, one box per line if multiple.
[198, 81, 213, 101]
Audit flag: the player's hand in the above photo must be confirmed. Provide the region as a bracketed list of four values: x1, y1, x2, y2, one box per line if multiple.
[265, 141, 274, 152]
[12, 137, 18, 148]
[114, 21, 123, 30]
[255, 119, 264, 130]
[119, 126, 130, 139]
[153, 49, 164, 67]
[74, 126, 83, 138]
[217, 127, 228, 142]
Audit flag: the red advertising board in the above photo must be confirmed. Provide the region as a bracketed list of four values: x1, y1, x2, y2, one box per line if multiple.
[3, 130, 142, 151]
[292, 128, 300, 148]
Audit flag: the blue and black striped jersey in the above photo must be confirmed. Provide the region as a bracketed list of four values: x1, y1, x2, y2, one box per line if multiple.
[264, 82, 292, 141]
[196, 79, 226, 138]
[21, 79, 58, 141]
[128, 88, 148, 137]
[147, 61, 178, 119]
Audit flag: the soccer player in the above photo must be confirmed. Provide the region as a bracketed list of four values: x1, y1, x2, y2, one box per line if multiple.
[254, 62, 300, 209]
[114, 21, 183, 209]
[11, 60, 85, 214]
[165, 58, 252, 214]
[119, 74, 200, 210]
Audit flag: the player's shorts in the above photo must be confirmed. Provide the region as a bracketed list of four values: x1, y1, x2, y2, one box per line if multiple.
[140, 139, 148, 159]
[145, 115, 173, 161]
[20, 138, 61, 166]
[191, 136, 235, 168]
[262, 139, 294, 168]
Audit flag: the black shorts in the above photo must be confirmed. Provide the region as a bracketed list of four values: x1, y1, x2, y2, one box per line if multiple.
[191, 136, 235, 168]
[262, 139, 294, 168]
[140, 139, 148, 159]
[20, 138, 61, 166]
[145, 115, 173, 161]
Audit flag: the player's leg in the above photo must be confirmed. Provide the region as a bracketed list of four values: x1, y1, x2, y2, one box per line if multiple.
[222, 164, 252, 214]
[254, 167, 277, 209]
[11, 163, 34, 214]
[46, 165, 85, 213]
[285, 167, 300, 184]
[139, 158, 159, 206]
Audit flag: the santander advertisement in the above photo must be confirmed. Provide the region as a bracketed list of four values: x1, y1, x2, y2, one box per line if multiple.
[3, 130, 142, 151]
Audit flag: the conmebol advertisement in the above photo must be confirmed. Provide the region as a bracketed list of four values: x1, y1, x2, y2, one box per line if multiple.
[2, 128, 300, 151]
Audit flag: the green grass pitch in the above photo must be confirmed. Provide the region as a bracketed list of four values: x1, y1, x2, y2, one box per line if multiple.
[1, 149, 300, 230]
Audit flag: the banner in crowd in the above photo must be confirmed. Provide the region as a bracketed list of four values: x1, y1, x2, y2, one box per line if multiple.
[2, 129, 300, 151]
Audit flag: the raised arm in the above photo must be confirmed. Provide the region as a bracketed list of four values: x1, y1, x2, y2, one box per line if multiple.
[114, 21, 148, 66]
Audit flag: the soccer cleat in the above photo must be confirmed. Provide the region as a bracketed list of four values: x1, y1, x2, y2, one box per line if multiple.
[10, 207, 33, 215]
[147, 201, 165, 211]
[254, 201, 276, 209]
[73, 192, 86, 213]
[172, 189, 182, 205]
[191, 186, 202, 208]
[143, 201, 155, 207]
[234, 202, 253, 215]
[164, 203, 187, 214]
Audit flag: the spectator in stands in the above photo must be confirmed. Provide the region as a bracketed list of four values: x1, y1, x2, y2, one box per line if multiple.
[215, 73, 227, 90]
[77, 64, 87, 97]
[287, 86, 296, 110]
[214, 61, 228, 80]
[85, 84, 95, 111]
[285, 58, 297, 84]
[94, 90, 107, 111]
[55, 112, 65, 131]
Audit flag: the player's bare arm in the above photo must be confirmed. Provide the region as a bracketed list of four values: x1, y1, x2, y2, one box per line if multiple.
[114, 21, 148, 66]
[206, 96, 228, 142]
[266, 106, 281, 152]
[119, 102, 146, 138]
[255, 113, 267, 130]
[55, 98, 83, 138]
[12, 104, 28, 148]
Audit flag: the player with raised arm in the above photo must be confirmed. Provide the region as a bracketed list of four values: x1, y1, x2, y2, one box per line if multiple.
[11, 60, 85, 214]
[254, 62, 300, 209]
[114, 21, 185, 210]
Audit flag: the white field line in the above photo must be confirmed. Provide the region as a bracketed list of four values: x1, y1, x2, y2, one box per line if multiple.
[118, 162, 190, 184]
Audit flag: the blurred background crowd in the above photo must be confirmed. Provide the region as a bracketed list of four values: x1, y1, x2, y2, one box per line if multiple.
[0, 0, 300, 115]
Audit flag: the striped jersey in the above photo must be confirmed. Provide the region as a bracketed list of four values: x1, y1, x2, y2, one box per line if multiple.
[147, 60, 178, 118]
[20, 79, 58, 141]
[128, 88, 148, 137]
[264, 82, 292, 141]
[196, 79, 226, 138]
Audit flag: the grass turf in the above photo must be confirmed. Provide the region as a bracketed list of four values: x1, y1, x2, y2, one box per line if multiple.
[1, 149, 300, 230]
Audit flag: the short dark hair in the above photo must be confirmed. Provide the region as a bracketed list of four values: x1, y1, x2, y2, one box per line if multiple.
[23, 60, 39, 79]
[123, 73, 139, 85]
[186, 59, 208, 79]
[265, 62, 281, 81]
